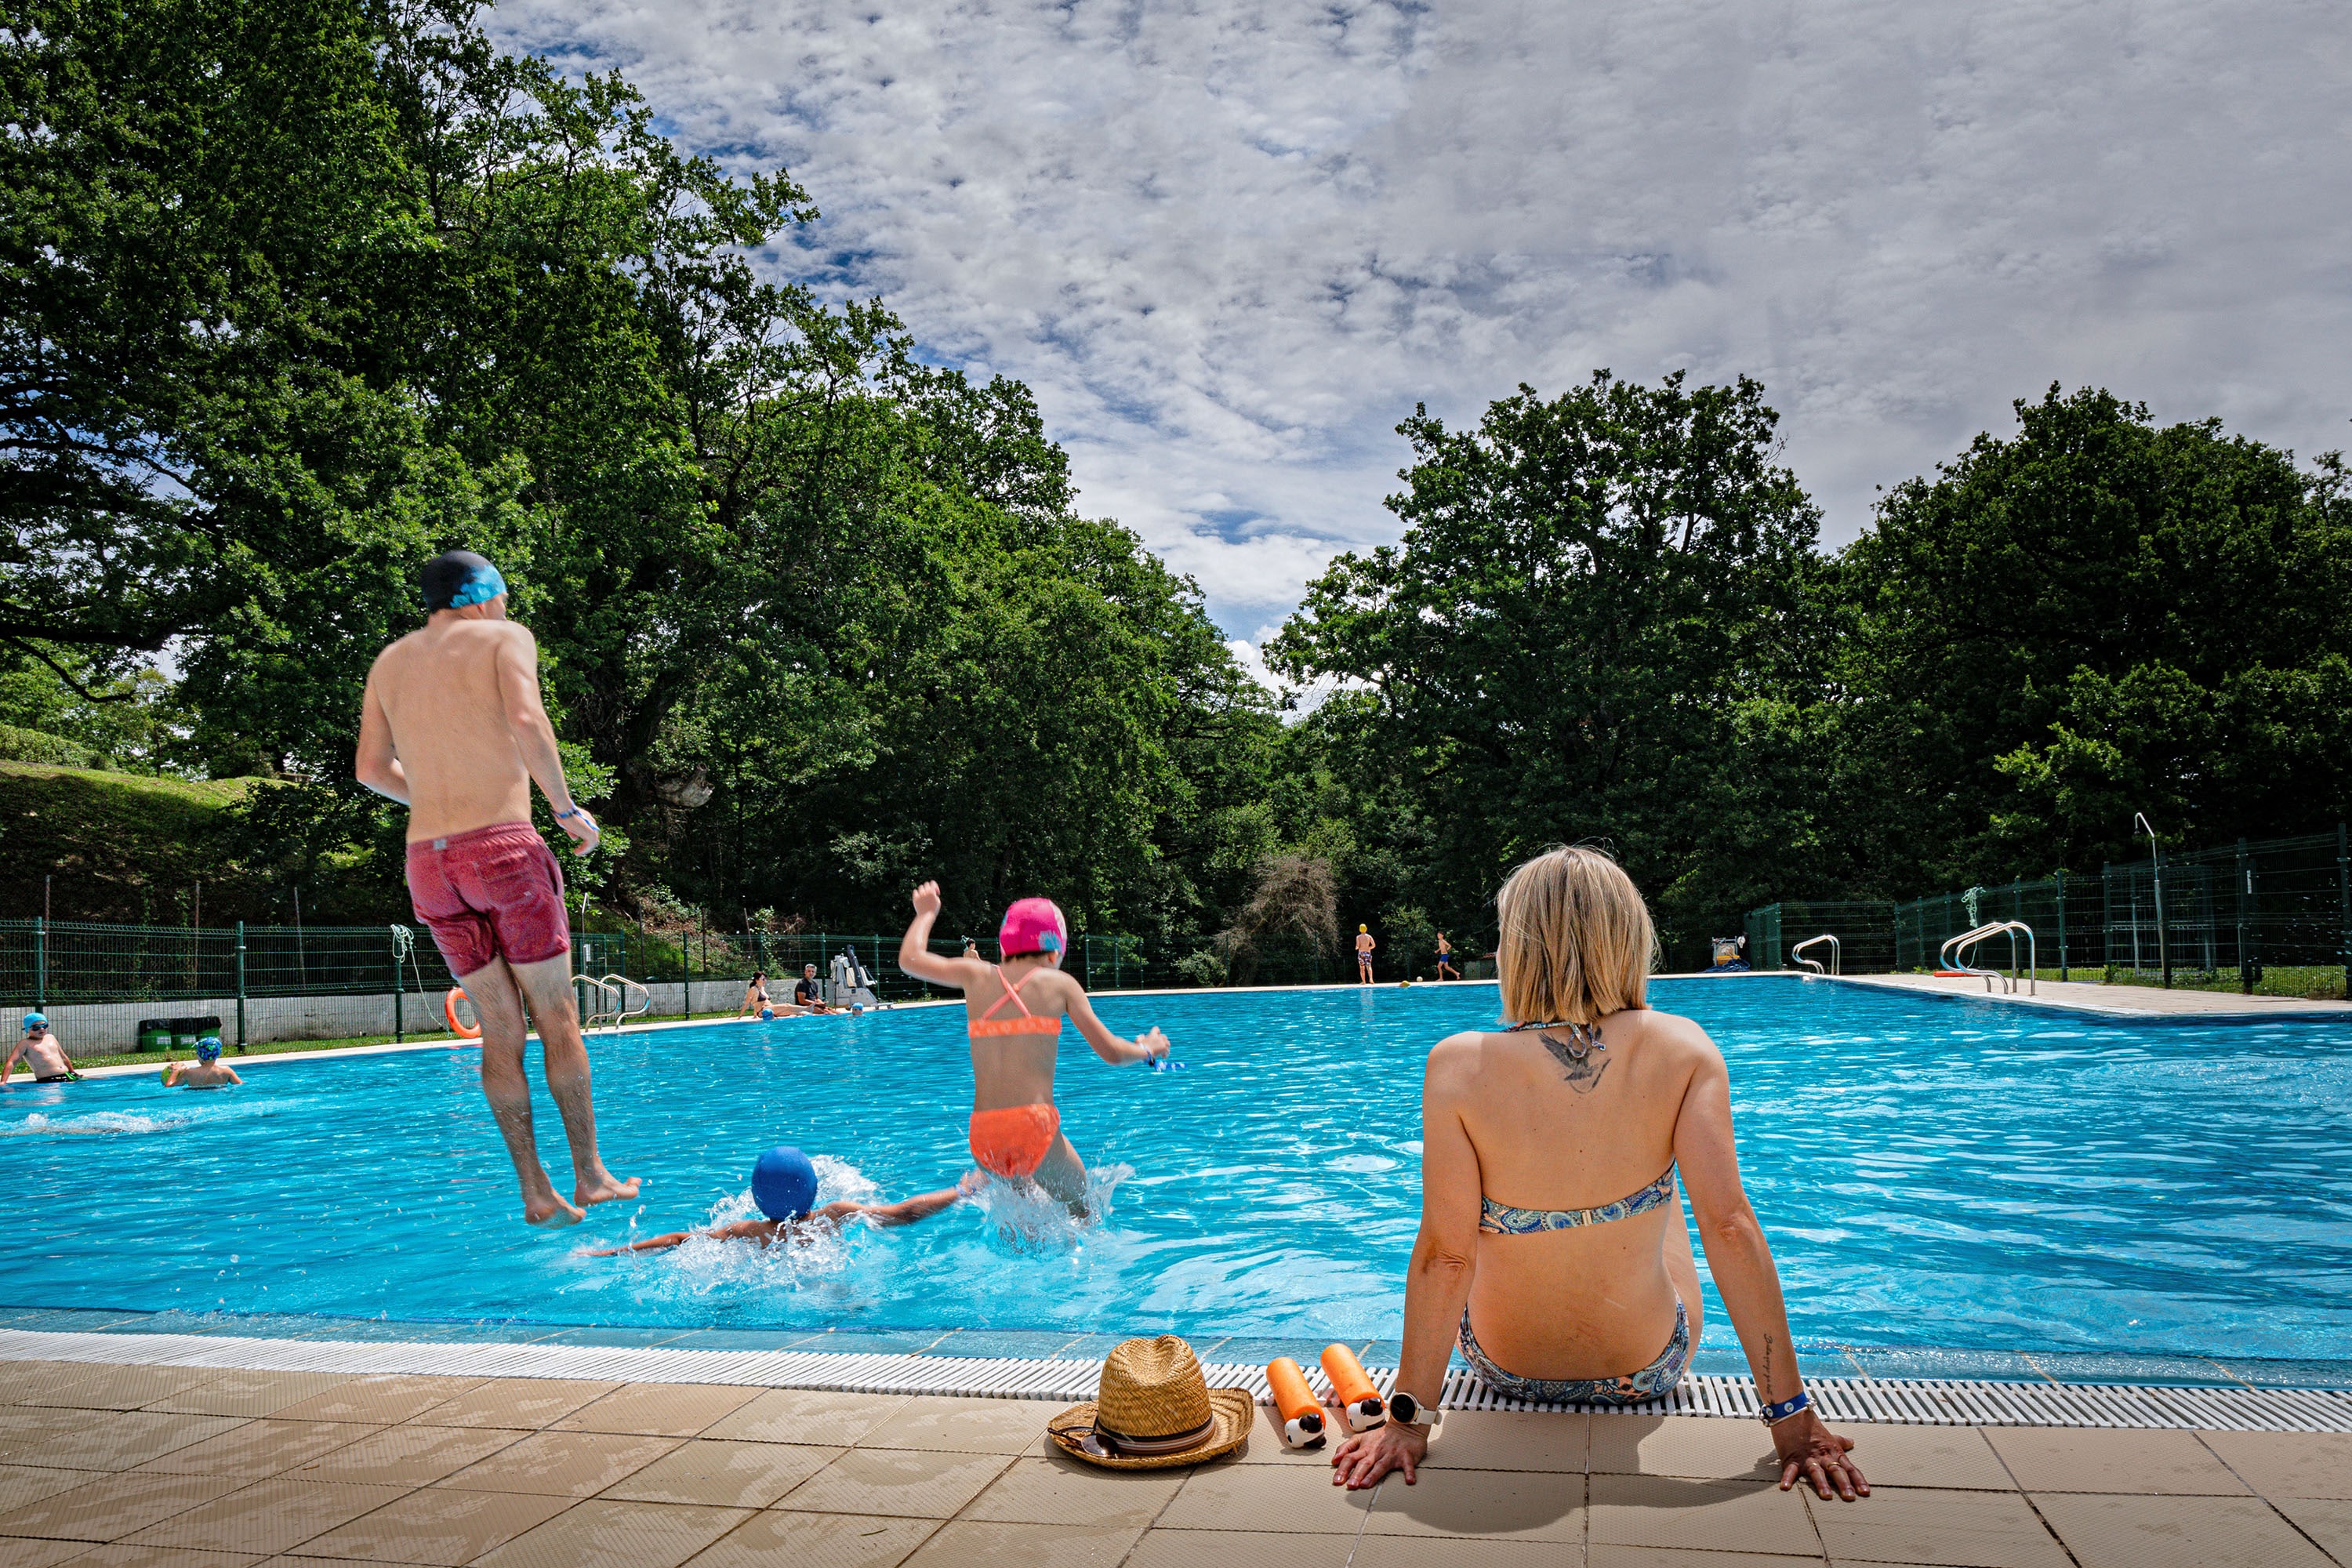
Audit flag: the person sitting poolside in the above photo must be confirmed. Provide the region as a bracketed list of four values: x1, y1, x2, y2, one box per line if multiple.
[739, 971, 772, 1017]
[1329, 845, 1868, 1504]
[790, 963, 831, 1014]
[589, 1174, 977, 1254]
[165, 1036, 243, 1089]
[2, 1014, 78, 1084]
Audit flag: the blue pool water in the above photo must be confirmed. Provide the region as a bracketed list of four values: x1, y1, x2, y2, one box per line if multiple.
[3, 977, 2349, 1365]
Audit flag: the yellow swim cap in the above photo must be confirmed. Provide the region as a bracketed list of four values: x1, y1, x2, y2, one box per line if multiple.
[1359, 924, 1367, 932]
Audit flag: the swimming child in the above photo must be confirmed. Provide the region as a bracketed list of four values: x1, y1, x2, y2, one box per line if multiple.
[165, 1036, 242, 1089]
[597, 1171, 983, 1260]
[897, 882, 1169, 1214]
[2, 1014, 79, 1084]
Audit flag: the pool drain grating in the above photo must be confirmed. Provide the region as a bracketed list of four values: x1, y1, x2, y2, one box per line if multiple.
[3, 1328, 2347, 1432]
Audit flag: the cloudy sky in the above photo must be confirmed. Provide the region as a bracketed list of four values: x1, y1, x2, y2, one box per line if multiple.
[494, 0, 2352, 660]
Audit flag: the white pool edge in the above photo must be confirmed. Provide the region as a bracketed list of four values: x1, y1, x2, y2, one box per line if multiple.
[5, 1327, 2350, 1433]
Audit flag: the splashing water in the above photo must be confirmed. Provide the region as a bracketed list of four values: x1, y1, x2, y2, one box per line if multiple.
[971, 1161, 1134, 1254]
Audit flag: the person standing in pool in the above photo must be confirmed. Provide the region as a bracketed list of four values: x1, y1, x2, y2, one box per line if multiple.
[1356, 924, 1377, 984]
[165, 1036, 242, 1088]
[355, 549, 637, 1229]
[897, 883, 1169, 1214]
[2, 1013, 78, 1084]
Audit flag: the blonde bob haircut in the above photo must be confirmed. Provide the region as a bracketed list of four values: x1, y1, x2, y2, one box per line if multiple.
[1495, 845, 1656, 1026]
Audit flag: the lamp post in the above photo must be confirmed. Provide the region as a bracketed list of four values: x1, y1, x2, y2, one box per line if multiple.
[2135, 812, 2169, 989]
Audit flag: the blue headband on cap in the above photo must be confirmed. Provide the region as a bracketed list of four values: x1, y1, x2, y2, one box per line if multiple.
[447, 563, 506, 608]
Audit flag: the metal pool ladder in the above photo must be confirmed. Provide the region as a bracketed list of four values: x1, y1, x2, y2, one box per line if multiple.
[575, 972, 652, 1032]
[1940, 921, 2038, 995]
[1791, 934, 1841, 975]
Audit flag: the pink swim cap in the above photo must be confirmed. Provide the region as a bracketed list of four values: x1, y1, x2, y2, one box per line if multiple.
[998, 897, 1068, 958]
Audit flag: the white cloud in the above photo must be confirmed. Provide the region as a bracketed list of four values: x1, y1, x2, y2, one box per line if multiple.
[493, 0, 2352, 633]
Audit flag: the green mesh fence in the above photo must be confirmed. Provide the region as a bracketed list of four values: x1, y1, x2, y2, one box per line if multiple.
[1741, 902, 1898, 972]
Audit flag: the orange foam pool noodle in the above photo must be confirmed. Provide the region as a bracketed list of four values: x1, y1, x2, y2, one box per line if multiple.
[1321, 1343, 1386, 1432]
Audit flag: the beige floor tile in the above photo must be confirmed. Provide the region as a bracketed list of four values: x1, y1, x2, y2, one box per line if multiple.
[2032, 1492, 2335, 1568]
[555, 1383, 764, 1438]
[409, 1378, 620, 1431]
[960, 1454, 1186, 1528]
[437, 1428, 680, 1497]
[2198, 1430, 2352, 1500]
[1122, 1529, 1354, 1568]
[0, 1537, 97, 1566]
[16, 1366, 221, 1412]
[898, 1520, 1145, 1566]
[284, 1423, 524, 1487]
[776, 1447, 1014, 1519]
[290, 1485, 575, 1564]
[8, 1410, 249, 1472]
[1355, 1540, 1582, 1567]
[1588, 1475, 1820, 1557]
[137, 1420, 383, 1478]
[1591, 1417, 1781, 1483]
[0, 1464, 86, 1514]
[143, 1373, 358, 1420]
[702, 1388, 910, 1447]
[470, 1498, 750, 1568]
[118, 1478, 411, 1555]
[0, 1364, 114, 1406]
[269, 1377, 485, 1426]
[0, 1471, 245, 1542]
[1986, 1427, 2252, 1495]
[0, 1414, 85, 1467]
[1589, 1550, 1820, 1567]
[45, 1545, 267, 1567]
[1810, 1485, 2068, 1567]
[857, 1397, 1062, 1454]
[599, 1439, 840, 1507]
[1419, 1411, 1589, 1474]
[1828, 1426, 2013, 1493]
[1155, 1459, 1378, 1533]
[1362, 1468, 1584, 1541]
[678, 1510, 940, 1568]
[2267, 1497, 2352, 1562]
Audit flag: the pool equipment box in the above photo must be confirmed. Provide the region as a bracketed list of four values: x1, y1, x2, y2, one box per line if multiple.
[136, 1015, 224, 1052]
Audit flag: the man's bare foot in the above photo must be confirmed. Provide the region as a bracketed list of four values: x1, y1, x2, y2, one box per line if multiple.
[575, 1171, 641, 1207]
[527, 1195, 586, 1227]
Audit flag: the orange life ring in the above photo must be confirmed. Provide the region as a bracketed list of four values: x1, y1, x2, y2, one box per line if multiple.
[445, 987, 481, 1040]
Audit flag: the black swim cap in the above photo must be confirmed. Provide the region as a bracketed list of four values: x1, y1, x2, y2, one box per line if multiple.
[419, 550, 507, 612]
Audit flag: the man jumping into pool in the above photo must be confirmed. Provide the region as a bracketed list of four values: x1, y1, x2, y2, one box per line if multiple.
[356, 549, 637, 1229]
[898, 882, 1168, 1215]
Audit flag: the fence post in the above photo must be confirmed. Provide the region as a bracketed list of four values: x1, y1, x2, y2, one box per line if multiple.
[32, 916, 45, 1014]
[2235, 837, 2253, 995]
[2056, 871, 2068, 982]
[234, 920, 247, 1051]
[391, 926, 403, 1044]
[2339, 822, 2350, 1002]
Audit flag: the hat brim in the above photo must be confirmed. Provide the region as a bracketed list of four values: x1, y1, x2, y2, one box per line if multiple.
[1046, 1387, 1254, 1470]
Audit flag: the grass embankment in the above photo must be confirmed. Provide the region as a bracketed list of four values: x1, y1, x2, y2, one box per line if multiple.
[69, 1010, 756, 1073]
[0, 760, 270, 924]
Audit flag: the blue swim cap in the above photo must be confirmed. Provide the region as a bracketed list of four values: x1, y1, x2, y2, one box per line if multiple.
[760, 1007, 775, 1021]
[22, 1012, 45, 1030]
[750, 1146, 818, 1221]
[196, 1036, 223, 1062]
[419, 550, 507, 612]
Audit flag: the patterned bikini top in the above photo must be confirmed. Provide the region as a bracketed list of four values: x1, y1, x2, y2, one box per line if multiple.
[968, 967, 1063, 1040]
[1479, 1015, 1676, 1234]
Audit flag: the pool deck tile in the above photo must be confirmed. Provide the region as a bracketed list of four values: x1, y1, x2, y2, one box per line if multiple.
[2196, 1428, 2352, 1498]
[552, 1381, 764, 1437]
[1818, 1423, 2014, 1492]
[958, 1453, 1186, 1528]
[267, 1375, 488, 1426]
[15, 1363, 221, 1410]
[898, 1518, 1147, 1566]
[1827, 972, 2352, 1017]
[773, 1445, 1015, 1519]
[700, 1387, 912, 1446]
[1981, 1426, 2252, 1494]
[0, 1463, 95, 1515]
[0, 1469, 249, 1542]
[1360, 1467, 1587, 1541]
[466, 1497, 753, 1568]
[1125, 1529, 1355, 1568]
[1590, 1414, 1781, 1483]
[281, 1484, 574, 1563]
[2267, 1497, 2352, 1562]
[406, 1377, 622, 1430]
[2025, 1491, 2337, 1568]
[116, 1477, 415, 1555]
[1588, 1474, 1820, 1556]
[1418, 1410, 1590, 1474]
[858, 1396, 1068, 1455]
[597, 1437, 840, 1507]
[134, 1418, 387, 1479]
[682, 1509, 943, 1568]
[1155, 1457, 1380, 1533]
[1811, 1483, 2068, 1566]
[9, 1409, 249, 1471]
[282, 1423, 529, 1487]
[143, 1370, 361, 1418]
[434, 1428, 682, 1497]
[1588, 1549, 1821, 1568]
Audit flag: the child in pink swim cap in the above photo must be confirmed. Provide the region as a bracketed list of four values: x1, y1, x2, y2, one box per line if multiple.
[898, 881, 1170, 1214]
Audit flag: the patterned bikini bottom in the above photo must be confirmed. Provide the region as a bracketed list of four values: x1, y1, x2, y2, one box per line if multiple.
[1457, 1299, 1690, 1406]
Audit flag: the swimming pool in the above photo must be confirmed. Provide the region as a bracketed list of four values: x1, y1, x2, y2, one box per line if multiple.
[3, 977, 2347, 1370]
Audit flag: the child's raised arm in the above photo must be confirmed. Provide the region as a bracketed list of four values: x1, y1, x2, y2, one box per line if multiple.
[898, 881, 990, 991]
[1063, 981, 1170, 1065]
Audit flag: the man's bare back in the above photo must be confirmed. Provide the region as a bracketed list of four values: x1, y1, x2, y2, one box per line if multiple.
[365, 619, 539, 840]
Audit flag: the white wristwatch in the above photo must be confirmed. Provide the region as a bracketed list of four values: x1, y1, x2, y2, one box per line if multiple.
[1386, 1390, 1444, 1432]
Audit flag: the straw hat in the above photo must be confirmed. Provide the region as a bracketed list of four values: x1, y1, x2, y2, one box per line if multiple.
[1047, 1336, 1254, 1469]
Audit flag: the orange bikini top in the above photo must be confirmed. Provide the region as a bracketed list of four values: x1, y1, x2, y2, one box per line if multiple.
[969, 966, 1062, 1039]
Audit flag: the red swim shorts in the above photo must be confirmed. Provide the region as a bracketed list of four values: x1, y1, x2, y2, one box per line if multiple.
[968, 1104, 1062, 1181]
[405, 822, 571, 980]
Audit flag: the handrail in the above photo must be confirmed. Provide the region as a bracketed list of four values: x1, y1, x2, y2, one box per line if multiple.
[1940, 921, 2037, 995]
[575, 972, 652, 1031]
[1791, 934, 1841, 975]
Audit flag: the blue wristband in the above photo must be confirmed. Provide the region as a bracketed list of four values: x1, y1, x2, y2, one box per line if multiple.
[1758, 1390, 1812, 1425]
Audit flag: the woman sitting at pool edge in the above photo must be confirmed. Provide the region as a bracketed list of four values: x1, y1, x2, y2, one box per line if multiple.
[1330, 845, 1868, 1503]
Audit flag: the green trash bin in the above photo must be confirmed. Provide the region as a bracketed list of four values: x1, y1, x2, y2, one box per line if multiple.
[136, 1019, 172, 1052]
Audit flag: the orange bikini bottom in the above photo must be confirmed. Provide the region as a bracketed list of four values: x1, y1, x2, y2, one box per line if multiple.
[968, 1103, 1062, 1180]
